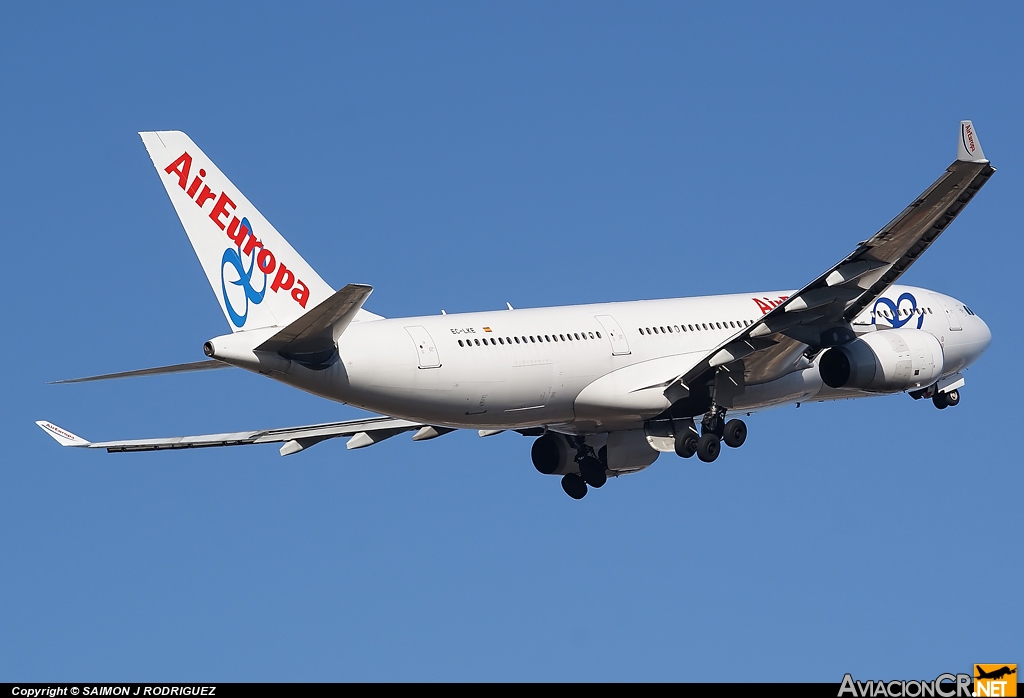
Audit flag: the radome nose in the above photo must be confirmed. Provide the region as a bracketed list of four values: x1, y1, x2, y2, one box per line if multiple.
[978, 314, 993, 353]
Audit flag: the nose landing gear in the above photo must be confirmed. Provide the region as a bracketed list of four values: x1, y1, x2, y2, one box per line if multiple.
[933, 388, 960, 409]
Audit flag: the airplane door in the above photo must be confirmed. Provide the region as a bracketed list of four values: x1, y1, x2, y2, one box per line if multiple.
[595, 315, 631, 355]
[929, 294, 962, 331]
[405, 326, 442, 368]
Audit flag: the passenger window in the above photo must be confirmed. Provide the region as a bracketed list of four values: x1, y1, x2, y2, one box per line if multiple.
[596, 332, 602, 339]
[458, 340, 464, 347]
[574, 333, 581, 340]
[589, 332, 595, 339]
[659, 326, 666, 333]
[474, 339, 481, 346]
[688, 324, 694, 331]
[673, 325, 680, 332]
[491, 338, 497, 345]
[645, 328, 651, 335]
[514, 337, 520, 344]
[545, 335, 551, 342]
[559, 334, 565, 341]
[529, 336, 535, 343]
[498, 337, 504, 344]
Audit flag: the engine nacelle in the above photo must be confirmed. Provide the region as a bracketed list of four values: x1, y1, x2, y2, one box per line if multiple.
[531, 433, 576, 475]
[818, 328, 944, 393]
[531, 431, 658, 476]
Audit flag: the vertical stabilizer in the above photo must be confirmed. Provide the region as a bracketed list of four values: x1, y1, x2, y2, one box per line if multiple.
[140, 131, 336, 332]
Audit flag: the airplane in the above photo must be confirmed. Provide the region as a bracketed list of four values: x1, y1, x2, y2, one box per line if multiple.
[976, 666, 1016, 681]
[38, 123, 995, 499]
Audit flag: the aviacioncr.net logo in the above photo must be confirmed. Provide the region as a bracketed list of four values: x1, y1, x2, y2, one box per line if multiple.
[221, 217, 267, 328]
[873, 292, 924, 330]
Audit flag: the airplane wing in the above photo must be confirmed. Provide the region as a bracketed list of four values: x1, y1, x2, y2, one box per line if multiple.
[668, 121, 995, 398]
[37, 415, 427, 456]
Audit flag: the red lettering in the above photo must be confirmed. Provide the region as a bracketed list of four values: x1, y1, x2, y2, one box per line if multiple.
[226, 217, 247, 245]
[209, 193, 236, 230]
[164, 152, 192, 190]
[753, 298, 773, 314]
[242, 233, 263, 256]
[186, 176, 203, 198]
[291, 280, 310, 308]
[195, 185, 217, 208]
[257, 249, 276, 274]
[271, 264, 295, 292]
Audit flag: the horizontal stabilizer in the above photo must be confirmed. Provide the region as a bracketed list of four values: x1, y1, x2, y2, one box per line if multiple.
[50, 359, 229, 384]
[256, 284, 373, 367]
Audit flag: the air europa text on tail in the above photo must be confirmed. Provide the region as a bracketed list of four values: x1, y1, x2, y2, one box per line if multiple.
[163, 151, 311, 311]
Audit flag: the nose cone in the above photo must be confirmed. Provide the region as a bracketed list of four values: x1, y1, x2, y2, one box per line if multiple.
[978, 314, 993, 353]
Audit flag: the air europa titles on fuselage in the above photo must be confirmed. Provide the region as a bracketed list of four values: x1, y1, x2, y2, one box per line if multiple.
[752, 296, 789, 314]
[163, 152, 310, 310]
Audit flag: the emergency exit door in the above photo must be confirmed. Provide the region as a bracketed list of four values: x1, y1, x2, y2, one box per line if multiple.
[405, 326, 441, 368]
[595, 315, 631, 355]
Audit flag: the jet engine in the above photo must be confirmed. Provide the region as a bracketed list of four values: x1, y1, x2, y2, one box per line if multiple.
[531, 433, 576, 475]
[818, 328, 944, 393]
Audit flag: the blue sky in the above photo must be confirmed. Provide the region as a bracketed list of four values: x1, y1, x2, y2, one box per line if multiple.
[2, 2, 1020, 681]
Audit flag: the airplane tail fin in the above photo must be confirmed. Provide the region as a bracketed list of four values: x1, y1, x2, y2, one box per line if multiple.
[139, 131, 376, 332]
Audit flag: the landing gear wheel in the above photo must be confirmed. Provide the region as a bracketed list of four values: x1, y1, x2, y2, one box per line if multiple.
[578, 456, 607, 488]
[932, 393, 948, 409]
[944, 389, 960, 407]
[674, 430, 699, 458]
[723, 419, 747, 448]
[561, 473, 588, 499]
[696, 433, 721, 463]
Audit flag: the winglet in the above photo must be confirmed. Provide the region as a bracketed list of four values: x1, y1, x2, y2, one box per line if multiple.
[958, 121, 988, 163]
[36, 421, 92, 447]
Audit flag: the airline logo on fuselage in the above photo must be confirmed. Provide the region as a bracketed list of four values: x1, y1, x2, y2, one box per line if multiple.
[873, 292, 924, 329]
[752, 296, 789, 314]
[163, 152, 310, 327]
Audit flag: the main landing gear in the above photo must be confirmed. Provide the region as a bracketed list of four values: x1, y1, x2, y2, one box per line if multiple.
[933, 389, 960, 410]
[560, 439, 608, 500]
[674, 409, 748, 463]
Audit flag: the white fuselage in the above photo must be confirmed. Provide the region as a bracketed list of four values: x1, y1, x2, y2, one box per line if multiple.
[243, 284, 990, 435]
